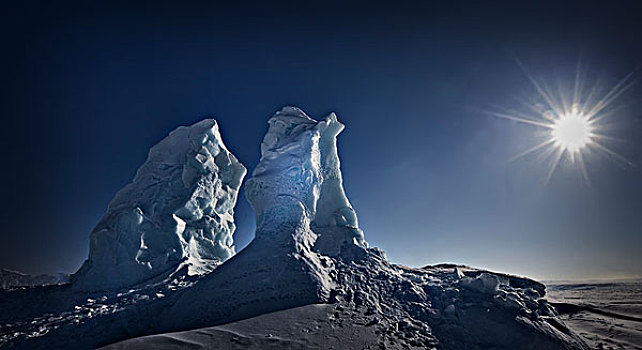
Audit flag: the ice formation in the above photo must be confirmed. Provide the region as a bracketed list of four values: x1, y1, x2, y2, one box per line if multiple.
[1, 108, 590, 350]
[245, 106, 365, 249]
[158, 107, 372, 330]
[72, 119, 246, 291]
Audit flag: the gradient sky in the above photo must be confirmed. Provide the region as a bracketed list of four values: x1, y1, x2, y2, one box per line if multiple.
[1, 1, 641, 281]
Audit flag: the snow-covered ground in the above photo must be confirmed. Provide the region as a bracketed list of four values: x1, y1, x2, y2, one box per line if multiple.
[547, 281, 642, 350]
[101, 280, 642, 350]
[101, 304, 388, 350]
[3, 268, 638, 349]
[0, 262, 588, 349]
[98, 280, 642, 350]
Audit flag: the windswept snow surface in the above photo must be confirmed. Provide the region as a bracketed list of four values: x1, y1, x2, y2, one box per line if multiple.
[101, 304, 390, 350]
[0, 108, 590, 349]
[72, 119, 246, 291]
[548, 281, 642, 349]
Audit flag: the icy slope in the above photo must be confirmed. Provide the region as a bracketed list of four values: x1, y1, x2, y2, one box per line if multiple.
[73, 119, 246, 291]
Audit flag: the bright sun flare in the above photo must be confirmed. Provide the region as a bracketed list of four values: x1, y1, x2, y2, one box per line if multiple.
[487, 63, 635, 184]
[551, 108, 593, 154]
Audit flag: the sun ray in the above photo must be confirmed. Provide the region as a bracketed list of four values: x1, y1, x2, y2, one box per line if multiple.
[485, 110, 553, 128]
[507, 139, 556, 163]
[589, 133, 624, 142]
[590, 141, 634, 167]
[573, 60, 583, 106]
[491, 102, 544, 119]
[577, 151, 591, 185]
[556, 75, 571, 113]
[580, 78, 602, 116]
[522, 101, 549, 117]
[585, 71, 636, 119]
[545, 148, 564, 184]
[586, 107, 620, 124]
[534, 141, 558, 164]
[515, 58, 564, 113]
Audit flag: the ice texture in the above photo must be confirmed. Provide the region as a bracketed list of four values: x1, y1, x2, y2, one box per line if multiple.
[156, 107, 373, 331]
[72, 119, 246, 291]
[245, 106, 366, 250]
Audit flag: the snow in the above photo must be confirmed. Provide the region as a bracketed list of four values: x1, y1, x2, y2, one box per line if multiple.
[101, 304, 402, 350]
[547, 281, 642, 349]
[105, 265, 598, 350]
[459, 272, 504, 294]
[0, 108, 597, 349]
[72, 119, 246, 291]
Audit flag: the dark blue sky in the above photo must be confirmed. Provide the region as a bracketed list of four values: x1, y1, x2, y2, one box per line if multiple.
[1, 1, 641, 280]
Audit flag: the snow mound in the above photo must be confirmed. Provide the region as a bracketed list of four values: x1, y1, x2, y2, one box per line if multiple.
[73, 119, 246, 291]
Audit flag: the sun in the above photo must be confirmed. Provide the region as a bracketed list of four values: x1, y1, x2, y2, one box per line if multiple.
[551, 107, 594, 154]
[486, 62, 635, 184]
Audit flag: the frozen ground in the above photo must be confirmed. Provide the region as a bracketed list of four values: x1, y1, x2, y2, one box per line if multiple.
[0, 263, 587, 349]
[547, 280, 642, 350]
[101, 304, 390, 350]
[100, 279, 642, 350]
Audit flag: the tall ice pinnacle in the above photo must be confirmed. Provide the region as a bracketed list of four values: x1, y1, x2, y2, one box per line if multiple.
[73, 119, 246, 291]
[159, 107, 370, 332]
[245, 106, 366, 249]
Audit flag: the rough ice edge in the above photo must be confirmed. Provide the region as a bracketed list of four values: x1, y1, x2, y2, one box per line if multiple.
[72, 119, 246, 291]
